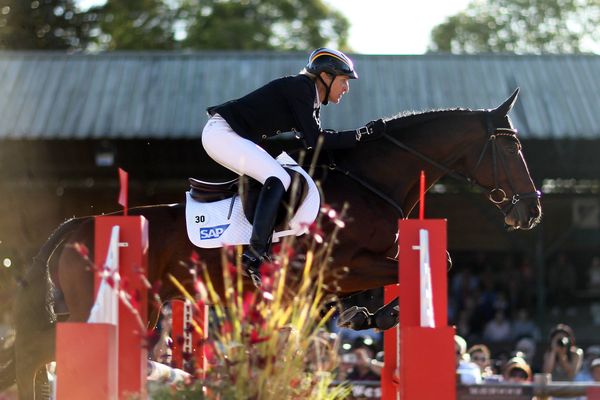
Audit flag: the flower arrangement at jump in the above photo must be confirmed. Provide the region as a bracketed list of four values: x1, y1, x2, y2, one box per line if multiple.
[148, 203, 351, 400]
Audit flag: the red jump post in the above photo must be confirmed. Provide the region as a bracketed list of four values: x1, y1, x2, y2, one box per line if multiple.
[381, 218, 455, 399]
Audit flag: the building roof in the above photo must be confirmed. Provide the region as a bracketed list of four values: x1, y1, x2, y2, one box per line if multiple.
[1, 51, 599, 140]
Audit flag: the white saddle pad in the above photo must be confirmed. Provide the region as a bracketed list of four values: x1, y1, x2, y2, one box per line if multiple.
[186, 152, 320, 249]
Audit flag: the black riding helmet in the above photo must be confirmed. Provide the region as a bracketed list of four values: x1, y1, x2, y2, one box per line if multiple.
[306, 47, 358, 79]
[305, 48, 357, 105]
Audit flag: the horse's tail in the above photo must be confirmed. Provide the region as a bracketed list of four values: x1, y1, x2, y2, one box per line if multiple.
[15, 216, 91, 329]
[0, 344, 16, 391]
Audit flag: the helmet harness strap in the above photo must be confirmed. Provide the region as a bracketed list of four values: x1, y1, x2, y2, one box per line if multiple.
[317, 73, 336, 106]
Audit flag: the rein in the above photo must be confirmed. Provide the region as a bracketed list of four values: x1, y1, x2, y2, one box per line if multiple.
[327, 162, 405, 218]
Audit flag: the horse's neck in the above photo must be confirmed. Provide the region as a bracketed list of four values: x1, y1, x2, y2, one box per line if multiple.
[342, 122, 474, 215]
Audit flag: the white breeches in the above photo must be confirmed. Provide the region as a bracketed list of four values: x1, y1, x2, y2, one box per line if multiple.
[201, 114, 291, 190]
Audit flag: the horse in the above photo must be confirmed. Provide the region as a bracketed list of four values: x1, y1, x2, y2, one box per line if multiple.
[3, 88, 541, 398]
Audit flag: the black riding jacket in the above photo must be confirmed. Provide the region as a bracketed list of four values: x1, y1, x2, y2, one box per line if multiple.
[206, 74, 356, 150]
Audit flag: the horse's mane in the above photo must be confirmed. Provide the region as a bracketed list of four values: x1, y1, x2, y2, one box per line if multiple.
[385, 107, 481, 131]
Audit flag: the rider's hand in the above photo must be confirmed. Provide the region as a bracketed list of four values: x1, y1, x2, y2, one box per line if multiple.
[356, 119, 386, 141]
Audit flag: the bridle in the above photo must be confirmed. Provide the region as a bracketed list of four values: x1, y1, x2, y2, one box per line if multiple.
[470, 127, 541, 215]
[379, 119, 541, 217]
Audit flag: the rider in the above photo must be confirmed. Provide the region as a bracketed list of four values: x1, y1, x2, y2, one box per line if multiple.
[202, 48, 386, 286]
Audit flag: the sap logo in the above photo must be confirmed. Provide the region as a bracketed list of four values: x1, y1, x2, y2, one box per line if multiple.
[199, 224, 230, 240]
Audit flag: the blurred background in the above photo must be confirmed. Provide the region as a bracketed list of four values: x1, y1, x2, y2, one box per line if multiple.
[1, 0, 600, 397]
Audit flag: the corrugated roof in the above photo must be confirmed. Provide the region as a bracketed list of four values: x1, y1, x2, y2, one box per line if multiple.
[0, 51, 599, 139]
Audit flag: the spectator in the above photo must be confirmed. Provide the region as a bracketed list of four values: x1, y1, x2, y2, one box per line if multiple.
[514, 336, 537, 368]
[512, 308, 540, 341]
[468, 344, 494, 379]
[591, 358, 600, 382]
[338, 340, 380, 382]
[482, 309, 511, 343]
[503, 356, 532, 383]
[542, 324, 583, 381]
[451, 266, 479, 302]
[455, 335, 482, 384]
[588, 256, 600, 291]
[547, 253, 577, 315]
[575, 345, 600, 382]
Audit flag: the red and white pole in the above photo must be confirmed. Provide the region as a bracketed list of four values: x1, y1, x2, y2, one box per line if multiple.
[381, 171, 455, 399]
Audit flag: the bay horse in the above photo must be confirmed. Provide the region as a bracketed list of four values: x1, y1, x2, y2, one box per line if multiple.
[4, 89, 541, 398]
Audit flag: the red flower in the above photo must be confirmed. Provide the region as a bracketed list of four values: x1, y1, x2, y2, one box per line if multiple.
[305, 221, 325, 243]
[249, 329, 269, 345]
[259, 260, 278, 278]
[190, 250, 201, 265]
[260, 275, 274, 294]
[203, 340, 218, 364]
[242, 292, 265, 325]
[220, 321, 233, 336]
[72, 242, 90, 260]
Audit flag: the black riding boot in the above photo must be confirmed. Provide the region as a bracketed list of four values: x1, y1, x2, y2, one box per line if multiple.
[242, 176, 286, 287]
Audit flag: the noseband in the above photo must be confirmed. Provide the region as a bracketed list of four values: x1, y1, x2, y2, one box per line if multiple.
[469, 127, 541, 215]
[382, 125, 541, 217]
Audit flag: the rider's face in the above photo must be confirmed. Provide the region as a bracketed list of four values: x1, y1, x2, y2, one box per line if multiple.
[320, 73, 350, 104]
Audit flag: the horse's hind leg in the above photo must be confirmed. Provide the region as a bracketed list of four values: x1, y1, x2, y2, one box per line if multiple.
[57, 243, 95, 322]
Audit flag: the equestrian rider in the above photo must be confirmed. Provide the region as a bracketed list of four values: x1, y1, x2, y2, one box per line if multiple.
[202, 48, 386, 286]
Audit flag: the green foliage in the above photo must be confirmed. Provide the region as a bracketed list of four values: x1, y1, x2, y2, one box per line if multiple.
[429, 0, 600, 54]
[0, 0, 91, 49]
[87, 0, 178, 50]
[0, 0, 349, 51]
[180, 0, 350, 50]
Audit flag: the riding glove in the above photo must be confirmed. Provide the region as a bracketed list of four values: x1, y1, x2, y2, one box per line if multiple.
[356, 119, 386, 142]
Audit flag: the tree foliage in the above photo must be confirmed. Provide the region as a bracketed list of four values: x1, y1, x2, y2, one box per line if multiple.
[180, 0, 349, 51]
[87, 0, 178, 50]
[0, 0, 91, 49]
[429, 0, 600, 54]
[0, 0, 350, 51]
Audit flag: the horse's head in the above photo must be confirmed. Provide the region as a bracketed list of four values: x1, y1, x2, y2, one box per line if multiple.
[464, 88, 542, 230]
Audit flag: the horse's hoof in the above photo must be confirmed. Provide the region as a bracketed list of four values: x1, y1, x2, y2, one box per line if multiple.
[242, 268, 262, 288]
[250, 273, 262, 288]
[337, 306, 374, 331]
[374, 305, 399, 331]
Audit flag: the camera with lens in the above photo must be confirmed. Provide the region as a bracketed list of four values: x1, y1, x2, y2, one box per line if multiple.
[341, 353, 357, 364]
[556, 336, 570, 348]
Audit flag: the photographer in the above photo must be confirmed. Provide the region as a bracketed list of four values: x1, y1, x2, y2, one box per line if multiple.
[542, 324, 583, 381]
[338, 341, 381, 382]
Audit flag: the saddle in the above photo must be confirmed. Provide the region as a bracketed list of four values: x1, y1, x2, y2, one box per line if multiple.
[188, 169, 308, 229]
[184, 152, 319, 249]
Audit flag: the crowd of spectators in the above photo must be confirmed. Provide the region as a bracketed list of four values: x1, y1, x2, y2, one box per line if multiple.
[330, 250, 600, 393]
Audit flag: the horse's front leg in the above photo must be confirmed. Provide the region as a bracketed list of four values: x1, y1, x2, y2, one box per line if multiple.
[337, 296, 399, 331]
[333, 255, 398, 331]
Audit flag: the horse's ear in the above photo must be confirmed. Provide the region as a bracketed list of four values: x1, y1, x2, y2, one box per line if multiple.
[493, 88, 520, 116]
